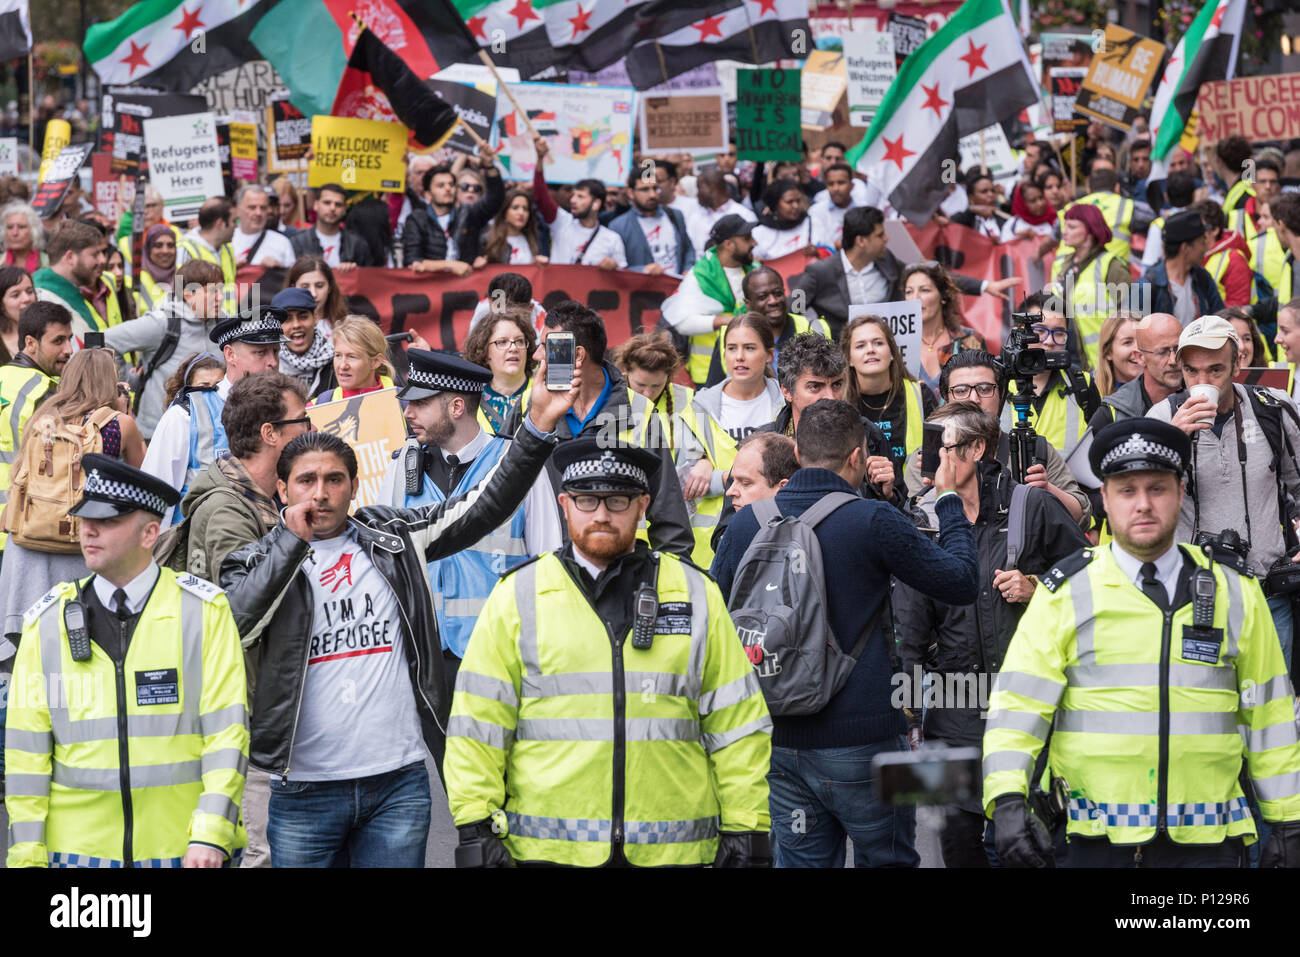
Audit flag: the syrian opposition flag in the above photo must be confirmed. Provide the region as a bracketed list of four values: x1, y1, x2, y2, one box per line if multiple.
[251, 0, 480, 120]
[1150, 0, 1245, 162]
[542, 0, 742, 74]
[845, 0, 1039, 225]
[453, 0, 564, 80]
[0, 1, 31, 62]
[625, 0, 810, 91]
[85, 0, 277, 90]
[334, 27, 461, 147]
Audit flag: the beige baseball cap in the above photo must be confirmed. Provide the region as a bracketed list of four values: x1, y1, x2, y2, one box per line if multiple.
[1176, 315, 1242, 358]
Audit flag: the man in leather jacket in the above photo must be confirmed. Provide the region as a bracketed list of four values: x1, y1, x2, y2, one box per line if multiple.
[219, 362, 578, 867]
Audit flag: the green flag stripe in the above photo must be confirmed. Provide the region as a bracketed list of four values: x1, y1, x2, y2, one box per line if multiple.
[1151, 0, 1218, 159]
[452, 0, 567, 20]
[250, 1, 346, 119]
[85, 0, 190, 63]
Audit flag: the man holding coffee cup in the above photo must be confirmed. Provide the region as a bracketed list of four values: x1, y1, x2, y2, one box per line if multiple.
[1148, 315, 1300, 667]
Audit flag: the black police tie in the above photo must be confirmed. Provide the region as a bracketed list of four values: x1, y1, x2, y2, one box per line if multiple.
[446, 454, 465, 491]
[113, 588, 131, 621]
[1140, 562, 1166, 611]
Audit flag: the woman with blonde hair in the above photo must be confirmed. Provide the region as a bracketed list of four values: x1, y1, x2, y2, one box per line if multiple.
[0, 347, 144, 637]
[903, 261, 985, 391]
[271, 176, 308, 231]
[462, 303, 537, 435]
[1095, 313, 1142, 396]
[311, 316, 395, 404]
[842, 314, 937, 474]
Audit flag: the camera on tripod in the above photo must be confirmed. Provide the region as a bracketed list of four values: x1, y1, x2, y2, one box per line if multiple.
[998, 311, 1072, 484]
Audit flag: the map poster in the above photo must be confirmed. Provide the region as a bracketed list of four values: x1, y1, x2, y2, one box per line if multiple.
[493, 83, 636, 186]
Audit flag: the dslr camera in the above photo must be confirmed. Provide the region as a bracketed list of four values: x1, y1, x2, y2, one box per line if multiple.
[1194, 528, 1253, 577]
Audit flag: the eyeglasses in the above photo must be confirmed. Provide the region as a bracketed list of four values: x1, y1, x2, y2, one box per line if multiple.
[1032, 324, 1069, 345]
[271, 416, 312, 429]
[490, 337, 527, 351]
[942, 440, 970, 453]
[947, 382, 999, 399]
[1138, 346, 1177, 360]
[569, 493, 636, 513]
[458, 183, 484, 194]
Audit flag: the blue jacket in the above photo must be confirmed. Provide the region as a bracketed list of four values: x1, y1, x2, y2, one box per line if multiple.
[1139, 261, 1225, 318]
[710, 468, 979, 749]
[606, 205, 696, 273]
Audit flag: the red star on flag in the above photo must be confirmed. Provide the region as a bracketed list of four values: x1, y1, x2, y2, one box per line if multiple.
[120, 40, 151, 77]
[920, 82, 949, 118]
[692, 14, 727, 41]
[1210, 3, 1227, 29]
[569, 4, 593, 37]
[174, 5, 205, 36]
[881, 134, 915, 171]
[467, 14, 488, 40]
[958, 38, 989, 77]
[752, 0, 778, 15]
[508, 0, 540, 30]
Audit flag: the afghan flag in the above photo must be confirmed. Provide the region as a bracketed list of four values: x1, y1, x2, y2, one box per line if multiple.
[334, 27, 460, 147]
[251, 0, 480, 120]
[845, 0, 1039, 225]
[1150, 0, 1246, 162]
[85, 0, 277, 90]
[625, 0, 809, 91]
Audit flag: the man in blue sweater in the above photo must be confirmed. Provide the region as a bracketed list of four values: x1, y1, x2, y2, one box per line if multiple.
[712, 399, 980, 867]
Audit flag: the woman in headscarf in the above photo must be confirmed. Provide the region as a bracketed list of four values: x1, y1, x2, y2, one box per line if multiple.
[1049, 203, 1132, 367]
[1001, 179, 1057, 241]
[751, 178, 815, 261]
[132, 223, 178, 316]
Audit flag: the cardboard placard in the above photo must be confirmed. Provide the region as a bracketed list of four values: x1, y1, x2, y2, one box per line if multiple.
[229, 121, 258, 179]
[958, 124, 1018, 189]
[92, 150, 134, 220]
[1074, 24, 1165, 131]
[308, 115, 406, 192]
[1196, 73, 1300, 144]
[268, 92, 311, 172]
[143, 112, 223, 222]
[31, 143, 94, 218]
[640, 91, 727, 155]
[848, 300, 925, 379]
[843, 29, 896, 128]
[426, 77, 497, 157]
[1050, 68, 1088, 134]
[306, 388, 408, 511]
[493, 83, 637, 186]
[801, 50, 847, 129]
[735, 68, 801, 162]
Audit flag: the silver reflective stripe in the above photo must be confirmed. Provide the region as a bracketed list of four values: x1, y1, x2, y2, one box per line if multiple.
[516, 718, 613, 741]
[199, 703, 248, 736]
[198, 748, 246, 776]
[444, 597, 488, 618]
[196, 792, 240, 824]
[6, 771, 50, 796]
[1247, 719, 1300, 753]
[1070, 566, 1095, 662]
[1056, 710, 1238, 735]
[624, 671, 692, 699]
[690, 510, 718, 529]
[1066, 662, 1238, 692]
[447, 714, 513, 749]
[982, 749, 1034, 778]
[8, 820, 44, 845]
[626, 718, 700, 742]
[521, 671, 610, 698]
[984, 708, 1050, 740]
[1244, 674, 1294, 710]
[1253, 768, 1300, 802]
[992, 670, 1065, 707]
[701, 714, 772, 753]
[515, 563, 541, 676]
[38, 611, 75, 742]
[54, 759, 202, 790]
[5, 728, 52, 752]
[1114, 198, 1132, 241]
[180, 591, 204, 736]
[456, 670, 519, 708]
[624, 816, 718, 844]
[506, 811, 612, 842]
[684, 564, 710, 703]
[8, 371, 47, 447]
[0, 449, 13, 464]
[1224, 571, 1244, 661]
[698, 671, 762, 715]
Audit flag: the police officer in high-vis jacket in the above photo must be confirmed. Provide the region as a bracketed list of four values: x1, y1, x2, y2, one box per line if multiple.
[983, 418, 1300, 867]
[5, 455, 249, 868]
[445, 437, 773, 867]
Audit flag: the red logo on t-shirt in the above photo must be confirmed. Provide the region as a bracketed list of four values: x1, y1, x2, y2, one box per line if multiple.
[320, 553, 354, 593]
[322, 244, 336, 260]
[647, 225, 661, 242]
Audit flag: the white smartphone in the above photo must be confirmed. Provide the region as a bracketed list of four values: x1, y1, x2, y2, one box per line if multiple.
[545, 332, 576, 391]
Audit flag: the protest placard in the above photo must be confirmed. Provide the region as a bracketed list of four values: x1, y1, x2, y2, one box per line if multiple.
[640, 92, 727, 155]
[0, 137, 15, 176]
[493, 83, 636, 186]
[143, 112, 222, 222]
[888, 12, 928, 66]
[109, 93, 208, 176]
[735, 68, 801, 162]
[1196, 72, 1300, 143]
[229, 119, 258, 179]
[848, 300, 924, 379]
[959, 124, 1018, 191]
[426, 77, 497, 157]
[1050, 68, 1088, 134]
[32, 144, 93, 218]
[801, 50, 847, 129]
[92, 151, 133, 221]
[267, 92, 311, 173]
[306, 389, 408, 511]
[308, 115, 406, 192]
[843, 29, 896, 128]
[1074, 24, 1165, 131]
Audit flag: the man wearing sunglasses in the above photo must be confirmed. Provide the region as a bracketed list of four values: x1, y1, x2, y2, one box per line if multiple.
[447, 436, 774, 868]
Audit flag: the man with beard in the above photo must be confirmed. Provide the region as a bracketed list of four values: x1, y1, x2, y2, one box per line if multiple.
[290, 183, 375, 268]
[607, 164, 695, 275]
[445, 436, 774, 868]
[531, 135, 626, 269]
[704, 266, 830, 386]
[660, 215, 759, 386]
[676, 167, 756, 258]
[33, 220, 119, 343]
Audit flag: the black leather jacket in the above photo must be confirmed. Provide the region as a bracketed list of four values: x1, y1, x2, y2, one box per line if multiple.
[220, 424, 556, 779]
[402, 171, 505, 265]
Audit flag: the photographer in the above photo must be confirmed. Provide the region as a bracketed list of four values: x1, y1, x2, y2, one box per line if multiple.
[1148, 316, 1300, 669]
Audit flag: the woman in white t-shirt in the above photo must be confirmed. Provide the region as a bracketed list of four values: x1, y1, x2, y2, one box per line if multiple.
[751, 179, 816, 262]
[475, 188, 548, 268]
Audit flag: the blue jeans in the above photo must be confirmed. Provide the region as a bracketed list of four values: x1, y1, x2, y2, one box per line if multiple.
[768, 739, 919, 868]
[267, 760, 431, 868]
[1267, 594, 1293, 674]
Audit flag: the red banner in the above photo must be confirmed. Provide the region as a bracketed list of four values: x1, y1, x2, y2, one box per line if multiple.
[236, 263, 681, 353]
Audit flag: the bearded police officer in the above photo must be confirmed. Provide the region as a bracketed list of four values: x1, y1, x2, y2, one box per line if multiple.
[445, 437, 773, 867]
[5, 455, 249, 868]
[983, 418, 1300, 867]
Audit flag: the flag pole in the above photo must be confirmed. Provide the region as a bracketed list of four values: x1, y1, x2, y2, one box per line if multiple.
[26, 51, 34, 162]
[477, 50, 542, 140]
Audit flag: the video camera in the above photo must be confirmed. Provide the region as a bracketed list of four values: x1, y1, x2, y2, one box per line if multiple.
[999, 311, 1071, 484]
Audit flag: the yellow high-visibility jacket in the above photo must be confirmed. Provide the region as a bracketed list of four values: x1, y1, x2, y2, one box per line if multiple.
[5, 569, 249, 867]
[444, 550, 772, 866]
[983, 544, 1300, 845]
[0, 361, 56, 550]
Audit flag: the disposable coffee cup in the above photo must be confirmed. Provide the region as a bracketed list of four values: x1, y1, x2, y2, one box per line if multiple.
[1188, 383, 1219, 421]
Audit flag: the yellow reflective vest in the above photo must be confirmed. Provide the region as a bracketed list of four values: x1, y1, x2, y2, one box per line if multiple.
[5, 569, 250, 867]
[178, 236, 238, 314]
[1002, 370, 1092, 461]
[1222, 179, 1256, 238]
[444, 550, 772, 866]
[1251, 228, 1287, 295]
[983, 544, 1300, 845]
[311, 374, 396, 407]
[1060, 192, 1136, 261]
[0, 361, 56, 550]
[1051, 251, 1123, 367]
[477, 380, 532, 436]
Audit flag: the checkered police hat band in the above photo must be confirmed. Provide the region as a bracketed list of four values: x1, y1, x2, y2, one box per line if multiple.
[1101, 435, 1182, 472]
[562, 454, 649, 490]
[408, 366, 481, 393]
[220, 315, 282, 345]
[83, 469, 170, 515]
